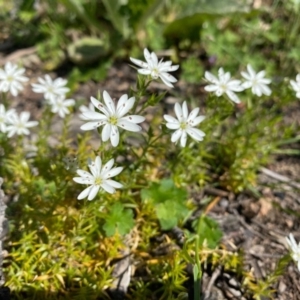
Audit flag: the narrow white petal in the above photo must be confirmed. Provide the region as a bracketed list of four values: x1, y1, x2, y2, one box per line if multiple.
[80, 121, 103, 131]
[117, 96, 135, 117]
[171, 129, 182, 143]
[90, 97, 109, 115]
[159, 72, 177, 83]
[77, 187, 92, 200]
[150, 51, 158, 66]
[116, 94, 128, 112]
[20, 112, 30, 122]
[102, 124, 111, 142]
[226, 91, 240, 103]
[253, 86, 262, 97]
[105, 179, 123, 189]
[103, 91, 116, 115]
[164, 114, 178, 123]
[95, 156, 102, 174]
[204, 84, 218, 92]
[73, 177, 93, 184]
[256, 70, 266, 79]
[101, 182, 115, 194]
[160, 64, 179, 72]
[102, 159, 115, 173]
[187, 107, 200, 122]
[159, 77, 174, 88]
[241, 71, 251, 80]
[205, 71, 218, 83]
[260, 84, 271, 96]
[187, 128, 205, 141]
[247, 64, 256, 78]
[130, 57, 148, 68]
[82, 111, 107, 121]
[122, 115, 145, 123]
[64, 99, 75, 106]
[110, 127, 120, 147]
[117, 119, 141, 132]
[76, 169, 93, 179]
[138, 69, 152, 75]
[104, 166, 123, 179]
[182, 101, 188, 119]
[174, 102, 183, 121]
[26, 121, 38, 128]
[189, 115, 205, 126]
[242, 81, 252, 89]
[180, 131, 187, 147]
[166, 123, 180, 130]
[144, 48, 152, 66]
[88, 185, 100, 200]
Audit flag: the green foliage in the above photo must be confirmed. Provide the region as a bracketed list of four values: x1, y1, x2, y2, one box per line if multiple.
[181, 56, 204, 84]
[103, 203, 135, 236]
[141, 179, 189, 230]
[193, 215, 223, 249]
[1, 1, 300, 298]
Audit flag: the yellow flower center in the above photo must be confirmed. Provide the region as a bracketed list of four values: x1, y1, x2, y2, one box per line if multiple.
[180, 122, 187, 130]
[151, 68, 159, 79]
[108, 115, 118, 125]
[220, 84, 227, 92]
[7, 76, 13, 82]
[94, 177, 103, 185]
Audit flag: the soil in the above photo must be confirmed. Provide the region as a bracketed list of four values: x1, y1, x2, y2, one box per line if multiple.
[1, 47, 300, 300]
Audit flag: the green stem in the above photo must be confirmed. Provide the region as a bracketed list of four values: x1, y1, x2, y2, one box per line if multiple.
[194, 234, 202, 300]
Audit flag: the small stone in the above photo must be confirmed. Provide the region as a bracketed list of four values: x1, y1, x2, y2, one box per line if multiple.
[278, 280, 286, 293]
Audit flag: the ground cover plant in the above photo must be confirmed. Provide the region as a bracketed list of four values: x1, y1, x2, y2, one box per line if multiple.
[1, 0, 300, 299]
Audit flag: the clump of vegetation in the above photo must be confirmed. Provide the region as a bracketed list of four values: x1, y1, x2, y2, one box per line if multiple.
[0, 0, 300, 299]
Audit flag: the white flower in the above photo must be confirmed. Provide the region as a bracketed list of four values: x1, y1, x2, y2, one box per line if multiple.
[0, 104, 16, 133]
[241, 64, 271, 96]
[31, 75, 70, 103]
[290, 74, 300, 98]
[6, 111, 38, 137]
[286, 233, 300, 272]
[130, 48, 179, 88]
[80, 91, 145, 147]
[204, 68, 244, 103]
[50, 97, 75, 118]
[79, 102, 95, 120]
[164, 101, 205, 147]
[0, 62, 28, 96]
[73, 156, 123, 200]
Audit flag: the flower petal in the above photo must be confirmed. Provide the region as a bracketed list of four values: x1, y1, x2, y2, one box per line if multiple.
[117, 119, 142, 132]
[110, 126, 120, 147]
[88, 185, 100, 200]
[77, 186, 92, 200]
[180, 131, 187, 147]
[105, 179, 123, 189]
[102, 124, 111, 142]
[103, 91, 116, 115]
[100, 182, 115, 194]
[171, 129, 182, 143]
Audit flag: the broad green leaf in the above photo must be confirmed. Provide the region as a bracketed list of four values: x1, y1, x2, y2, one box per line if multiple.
[102, 0, 130, 37]
[60, 0, 103, 33]
[141, 179, 189, 230]
[141, 178, 187, 204]
[164, 0, 253, 40]
[193, 215, 223, 248]
[103, 203, 134, 237]
[179, 0, 252, 16]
